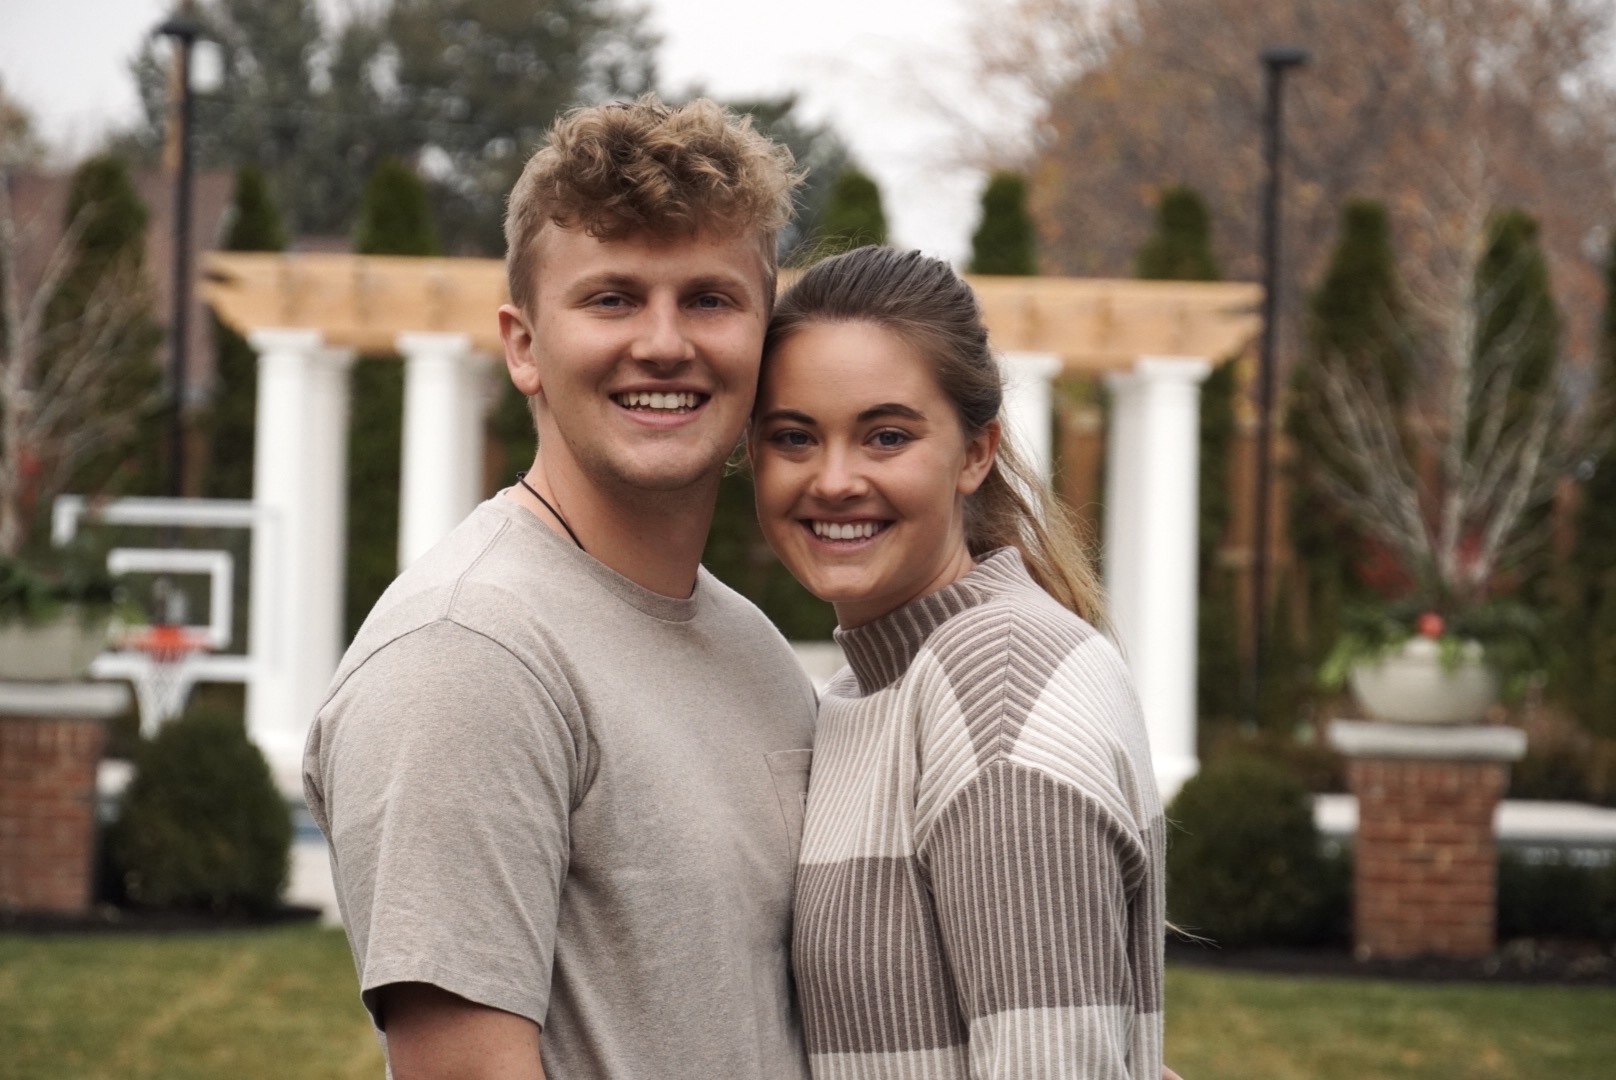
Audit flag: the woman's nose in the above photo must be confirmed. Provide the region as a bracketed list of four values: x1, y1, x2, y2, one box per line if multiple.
[808, 447, 868, 501]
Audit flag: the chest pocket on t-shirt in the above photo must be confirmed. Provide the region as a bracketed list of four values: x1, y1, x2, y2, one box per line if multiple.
[764, 748, 812, 865]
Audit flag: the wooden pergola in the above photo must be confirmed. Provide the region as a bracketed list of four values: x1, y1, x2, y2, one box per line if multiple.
[204, 253, 1261, 372]
[202, 252, 1261, 800]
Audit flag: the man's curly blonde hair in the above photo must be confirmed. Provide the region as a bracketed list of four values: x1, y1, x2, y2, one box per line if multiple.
[504, 95, 801, 313]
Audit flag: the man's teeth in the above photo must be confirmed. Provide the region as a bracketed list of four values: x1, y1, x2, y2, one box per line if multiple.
[811, 521, 882, 541]
[618, 391, 700, 411]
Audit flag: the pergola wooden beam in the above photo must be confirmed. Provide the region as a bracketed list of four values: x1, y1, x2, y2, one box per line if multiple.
[203, 252, 1262, 372]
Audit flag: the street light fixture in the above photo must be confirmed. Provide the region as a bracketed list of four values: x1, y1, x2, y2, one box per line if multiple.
[153, 3, 205, 500]
[1249, 44, 1310, 727]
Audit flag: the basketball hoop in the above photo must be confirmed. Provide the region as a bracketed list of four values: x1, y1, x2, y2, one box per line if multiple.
[120, 623, 211, 735]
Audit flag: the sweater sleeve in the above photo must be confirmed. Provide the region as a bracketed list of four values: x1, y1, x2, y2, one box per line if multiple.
[918, 758, 1160, 1080]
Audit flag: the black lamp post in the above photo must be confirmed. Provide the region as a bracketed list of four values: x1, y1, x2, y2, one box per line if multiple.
[154, 4, 204, 500]
[1249, 45, 1309, 727]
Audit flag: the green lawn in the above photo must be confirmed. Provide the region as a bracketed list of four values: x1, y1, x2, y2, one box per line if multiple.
[1166, 966, 1615, 1080]
[1, 926, 1611, 1079]
[0, 926, 383, 1080]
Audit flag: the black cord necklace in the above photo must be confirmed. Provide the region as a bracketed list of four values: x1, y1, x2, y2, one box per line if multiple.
[516, 472, 585, 552]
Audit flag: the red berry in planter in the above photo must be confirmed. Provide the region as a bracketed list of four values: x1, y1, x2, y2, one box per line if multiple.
[1417, 612, 1445, 638]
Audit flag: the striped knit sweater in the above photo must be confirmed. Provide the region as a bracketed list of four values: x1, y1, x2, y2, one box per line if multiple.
[794, 548, 1165, 1080]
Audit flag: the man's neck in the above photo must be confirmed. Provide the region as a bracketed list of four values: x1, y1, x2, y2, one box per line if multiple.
[509, 453, 717, 598]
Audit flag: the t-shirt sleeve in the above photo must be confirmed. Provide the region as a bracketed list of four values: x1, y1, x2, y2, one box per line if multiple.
[918, 759, 1160, 1080]
[308, 619, 581, 1030]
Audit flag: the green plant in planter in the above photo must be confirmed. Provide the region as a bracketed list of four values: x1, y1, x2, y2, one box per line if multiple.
[0, 539, 136, 681]
[1320, 597, 1548, 700]
[0, 539, 126, 626]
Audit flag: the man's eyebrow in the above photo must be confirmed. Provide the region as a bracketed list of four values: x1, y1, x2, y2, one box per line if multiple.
[685, 273, 755, 294]
[857, 403, 926, 423]
[566, 271, 640, 292]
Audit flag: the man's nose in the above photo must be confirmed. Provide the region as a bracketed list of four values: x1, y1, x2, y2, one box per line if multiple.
[629, 297, 695, 366]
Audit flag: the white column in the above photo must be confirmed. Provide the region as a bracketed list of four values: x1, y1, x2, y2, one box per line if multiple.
[396, 333, 490, 570]
[1103, 356, 1211, 803]
[248, 329, 354, 794]
[999, 351, 1063, 484]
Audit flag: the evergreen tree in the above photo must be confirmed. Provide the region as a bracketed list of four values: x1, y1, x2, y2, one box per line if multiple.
[1135, 187, 1219, 282]
[1287, 200, 1405, 666]
[1473, 209, 1562, 608]
[1474, 210, 1560, 441]
[355, 158, 442, 257]
[724, 95, 852, 262]
[1134, 185, 1241, 725]
[968, 172, 1037, 275]
[204, 166, 285, 500]
[1563, 232, 1616, 736]
[123, 0, 655, 250]
[50, 156, 165, 510]
[814, 166, 887, 258]
[345, 160, 440, 640]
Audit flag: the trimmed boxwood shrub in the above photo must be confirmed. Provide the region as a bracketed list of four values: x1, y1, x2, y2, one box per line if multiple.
[1167, 755, 1345, 946]
[109, 706, 291, 913]
[1498, 852, 1616, 944]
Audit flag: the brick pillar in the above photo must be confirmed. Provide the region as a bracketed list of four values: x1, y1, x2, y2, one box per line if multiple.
[0, 682, 129, 915]
[1330, 720, 1526, 960]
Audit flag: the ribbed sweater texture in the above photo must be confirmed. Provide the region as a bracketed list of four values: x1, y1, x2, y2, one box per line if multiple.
[794, 549, 1165, 1080]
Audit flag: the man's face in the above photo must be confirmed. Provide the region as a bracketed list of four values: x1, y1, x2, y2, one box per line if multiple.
[500, 226, 769, 503]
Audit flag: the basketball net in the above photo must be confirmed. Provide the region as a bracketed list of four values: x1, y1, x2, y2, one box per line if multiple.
[121, 624, 209, 735]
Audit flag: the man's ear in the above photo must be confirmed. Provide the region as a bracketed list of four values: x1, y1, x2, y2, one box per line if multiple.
[958, 419, 1001, 497]
[499, 303, 542, 397]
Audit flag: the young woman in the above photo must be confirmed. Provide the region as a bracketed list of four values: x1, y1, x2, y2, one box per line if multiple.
[751, 246, 1166, 1079]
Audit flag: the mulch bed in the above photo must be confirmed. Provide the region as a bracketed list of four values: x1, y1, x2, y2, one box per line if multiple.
[0, 904, 323, 936]
[1167, 936, 1616, 986]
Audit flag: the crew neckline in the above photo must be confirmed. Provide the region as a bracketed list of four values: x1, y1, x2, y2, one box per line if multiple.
[832, 548, 1028, 694]
[489, 493, 705, 623]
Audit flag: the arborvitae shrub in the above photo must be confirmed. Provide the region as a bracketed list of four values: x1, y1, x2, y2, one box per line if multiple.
[1561, 231, 1616, 738]
[1135, 186, 1218, 281]
[1288, 199, 1405, 669]
[968, 171, 1037, 275]
[345, 158, 441, 638]
[205, 165, 287, 500]
[109, 706, 291, 912]
[1166, 756, 1343, 945]
[815, 166, 887, 257]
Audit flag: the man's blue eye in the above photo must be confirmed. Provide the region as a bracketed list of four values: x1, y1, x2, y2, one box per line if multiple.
[696, 295, 723, 309]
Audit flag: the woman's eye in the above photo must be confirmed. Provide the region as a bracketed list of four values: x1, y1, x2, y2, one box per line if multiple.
[872, 429, 910, 449]
[771, 429, 812, 449]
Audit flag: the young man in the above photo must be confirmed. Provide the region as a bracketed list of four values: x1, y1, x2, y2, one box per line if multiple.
[303, 97, 813, 1080]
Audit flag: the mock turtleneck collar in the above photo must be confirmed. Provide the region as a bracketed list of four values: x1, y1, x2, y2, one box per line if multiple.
[832, 548, 1031, 695]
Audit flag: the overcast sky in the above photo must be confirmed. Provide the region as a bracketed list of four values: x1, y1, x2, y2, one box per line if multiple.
[0, 0, 999, 261]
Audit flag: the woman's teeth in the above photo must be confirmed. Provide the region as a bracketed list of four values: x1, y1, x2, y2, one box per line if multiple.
[617, 391, 700, 411]
[811, 521, 882, 541]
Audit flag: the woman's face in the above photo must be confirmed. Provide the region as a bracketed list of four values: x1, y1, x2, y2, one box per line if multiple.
[750, 320, 998, 628]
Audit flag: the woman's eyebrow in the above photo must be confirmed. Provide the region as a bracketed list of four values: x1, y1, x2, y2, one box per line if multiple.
[857, 403, 926, 423]
[759, 408, 817, 425]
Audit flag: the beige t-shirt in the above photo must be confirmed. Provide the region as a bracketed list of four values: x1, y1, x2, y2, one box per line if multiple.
[303, 496, 816, 1080]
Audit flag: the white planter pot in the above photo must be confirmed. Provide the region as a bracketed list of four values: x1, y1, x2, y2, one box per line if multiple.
[0, 609, 112, 682]
[1348, 637, 1500, 725]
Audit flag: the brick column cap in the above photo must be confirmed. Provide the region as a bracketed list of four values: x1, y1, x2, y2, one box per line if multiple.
[0, 680, 132, 720]
[1329, 719, 1526, 762]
